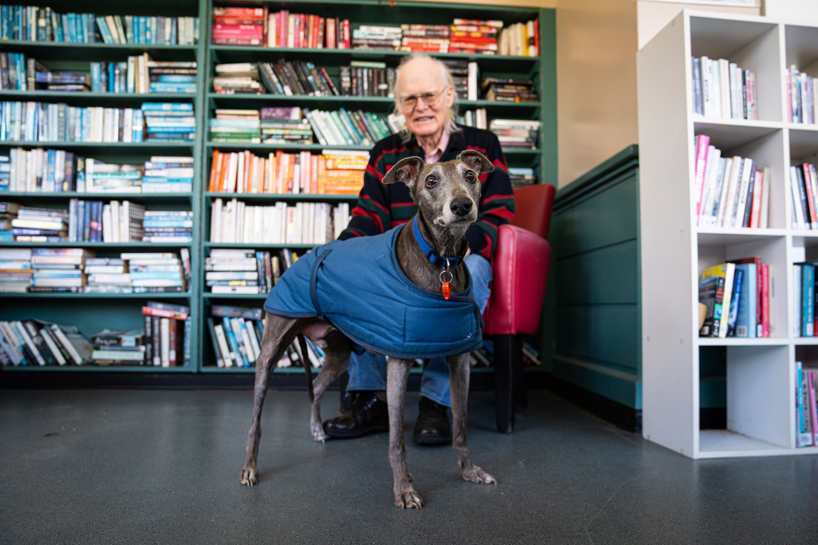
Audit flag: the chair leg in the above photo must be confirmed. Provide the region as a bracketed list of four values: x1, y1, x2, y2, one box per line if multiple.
[494, 335, 516, 433]
[512, 337, 527, 411]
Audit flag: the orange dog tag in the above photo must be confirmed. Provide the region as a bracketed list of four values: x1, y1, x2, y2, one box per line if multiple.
[442, 281, 451, 300]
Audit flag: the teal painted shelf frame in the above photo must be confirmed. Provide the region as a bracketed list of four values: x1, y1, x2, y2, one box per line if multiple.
[0, 0, 556, 378]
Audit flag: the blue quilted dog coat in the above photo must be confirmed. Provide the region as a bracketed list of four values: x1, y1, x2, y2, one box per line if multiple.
[263, 224, 483, 359]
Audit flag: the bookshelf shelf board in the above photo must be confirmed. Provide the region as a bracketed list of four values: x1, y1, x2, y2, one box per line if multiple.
[790, 230, 818, 238]
[696, 338, 789, 346]
[0, 41, 198, 62]
[0, 292, 192, 299]
[696, 430, 806, 459]
[199, 365, 425, 374]
[0, 141, 196, 154]
[500, 148, 540, 155]
[0, 91, 197, 104]
[205, 192, 357, 202]
[1, 192, 193, 201]
[207, 93, 539, 111]
[206, 142, 370, 151]
[696, 228, 788, 245]
[786, 124, 818, 132]
[209, 45, 539, 71]
[692, 120, 781, 150]
[793, 337, 818, 345]
[2, 365, 195, 373]
[204, 242, 317, 249]
[0, 241, 193, 248]
[202, 293, 267, 299]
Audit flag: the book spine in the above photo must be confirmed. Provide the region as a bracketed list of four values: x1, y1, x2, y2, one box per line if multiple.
[693, 135, 710, 220]
[144, 313, 152, 365]
[207, 317, 223, 368]
[761, 264, 770, 338]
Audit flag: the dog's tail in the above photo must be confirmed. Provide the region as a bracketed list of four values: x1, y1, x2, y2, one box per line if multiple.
[298, 334, 315, 403]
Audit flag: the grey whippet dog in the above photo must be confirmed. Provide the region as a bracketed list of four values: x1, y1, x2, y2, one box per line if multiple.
[240, 150, 497, 508]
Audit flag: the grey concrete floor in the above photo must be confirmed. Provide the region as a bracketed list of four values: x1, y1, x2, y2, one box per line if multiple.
[1, 388, 817, 544]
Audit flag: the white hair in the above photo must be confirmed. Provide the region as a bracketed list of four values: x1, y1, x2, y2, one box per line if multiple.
[392, 53, 460, 143]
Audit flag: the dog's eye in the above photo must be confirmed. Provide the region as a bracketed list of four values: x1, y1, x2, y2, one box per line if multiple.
[465, 171, 476, 183]
[425, 175, 437, 187]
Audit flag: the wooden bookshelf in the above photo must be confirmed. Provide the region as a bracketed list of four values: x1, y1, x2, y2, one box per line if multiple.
[638, 10, 818, 458]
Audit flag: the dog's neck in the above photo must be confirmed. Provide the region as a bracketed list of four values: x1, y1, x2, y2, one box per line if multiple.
[416, 213, 469, 265]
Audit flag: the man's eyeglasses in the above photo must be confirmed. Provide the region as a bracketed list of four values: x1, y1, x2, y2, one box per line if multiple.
[399, 90, 443, 111]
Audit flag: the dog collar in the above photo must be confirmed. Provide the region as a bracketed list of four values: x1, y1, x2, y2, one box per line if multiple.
[413, 215, 462, 268]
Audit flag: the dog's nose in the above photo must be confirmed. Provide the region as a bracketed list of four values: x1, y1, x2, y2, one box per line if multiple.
[450, 198, 473, 217]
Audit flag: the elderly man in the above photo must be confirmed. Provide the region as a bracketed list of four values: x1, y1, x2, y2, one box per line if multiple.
[322, 53, 515, 445]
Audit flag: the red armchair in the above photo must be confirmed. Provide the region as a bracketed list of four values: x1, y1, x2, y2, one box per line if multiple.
[482, 184, 555, 432]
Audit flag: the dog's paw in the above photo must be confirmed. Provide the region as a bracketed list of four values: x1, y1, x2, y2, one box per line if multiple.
[311, 422, 329, 442]
[461, 465, 497, 485]
[406, 472, 413, 483]
[395, 489, 424, 509]
[240, 466, 259, 486]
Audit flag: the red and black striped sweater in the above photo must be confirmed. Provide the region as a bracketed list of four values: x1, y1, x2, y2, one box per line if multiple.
[338, 125, 515, 261]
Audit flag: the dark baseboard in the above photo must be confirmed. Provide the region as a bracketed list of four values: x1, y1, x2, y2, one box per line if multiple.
[700, 407, 727, 429]
[547, 376, 642, 433]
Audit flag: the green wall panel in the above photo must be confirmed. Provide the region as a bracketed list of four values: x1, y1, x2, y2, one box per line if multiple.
[551, 355, 641, 410]
[555, 241, 638, 305]
[555, 306, 639, 374]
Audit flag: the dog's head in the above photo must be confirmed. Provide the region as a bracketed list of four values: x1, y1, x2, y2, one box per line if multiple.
[382, 150, 494, 235]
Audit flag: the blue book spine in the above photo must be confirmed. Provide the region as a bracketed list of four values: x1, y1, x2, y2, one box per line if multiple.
[133, 110, 143, 142]
[798, 362, 805, 435]
[237, 319, 255, 364]
[45, 149, 56, 190]
[183, 316, 191, 367]
[339, 108, 363, 144]
[330, 111, 354, 145]
[1, 6, 9, 40]
[141, 103, 193, 111]
[61, 14, 70, 42]
[726, 269, 743, 337]
[90, 63, 100, 93]
[170, 18, 177, 45]
[221, 318, 241, 367]
[734, 264, 757, 338]
[51, 11, 62, 42]
[803, 265, 815, 337]
[86, 13, 94, 43]
[108, 62, 115, 93]
[693, 57, 702, 115]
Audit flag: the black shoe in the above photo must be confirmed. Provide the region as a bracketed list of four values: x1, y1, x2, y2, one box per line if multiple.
[412, 396, 452, 446]
[323, 391, 389, 439]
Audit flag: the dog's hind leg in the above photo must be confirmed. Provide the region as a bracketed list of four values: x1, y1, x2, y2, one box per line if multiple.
[448, 352, 497, 485]
[240, 314, 299, 486]
[307, 330, 350, 442]
[386, 357, 423, 509]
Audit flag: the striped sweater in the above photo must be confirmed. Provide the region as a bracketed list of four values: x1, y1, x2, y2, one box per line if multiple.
[338, 125, 515, 260]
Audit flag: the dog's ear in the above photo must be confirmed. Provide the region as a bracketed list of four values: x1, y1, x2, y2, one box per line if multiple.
[383, 156, 425, 186]
[456, 150, 494, 175]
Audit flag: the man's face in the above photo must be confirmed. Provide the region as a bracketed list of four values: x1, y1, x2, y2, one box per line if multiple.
[397, 59, 455, 138]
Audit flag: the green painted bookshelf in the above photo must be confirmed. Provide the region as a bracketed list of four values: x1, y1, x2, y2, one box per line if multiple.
[1, 0, 556, 382]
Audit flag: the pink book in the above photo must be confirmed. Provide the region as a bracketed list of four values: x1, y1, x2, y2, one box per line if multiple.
[761, 264, 770, 337]
[809, 371, 818, 445]
[694, 134, 711, 218]
[343, 19, 351, 49]
[750, 171, 764, 228]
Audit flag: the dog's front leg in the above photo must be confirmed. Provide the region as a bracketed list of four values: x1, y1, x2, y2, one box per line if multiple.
[386, 357, 423, 508]
[448, 353, 497, 485]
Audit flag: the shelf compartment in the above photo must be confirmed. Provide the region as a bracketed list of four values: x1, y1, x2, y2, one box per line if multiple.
[0, 41, 198, 62]
[1, 192, 193, 201]
[0, 91, 196, 105]
[783, 24, 818, 78]
[697, 429, 804, 458]
[788, 127, 818, 163]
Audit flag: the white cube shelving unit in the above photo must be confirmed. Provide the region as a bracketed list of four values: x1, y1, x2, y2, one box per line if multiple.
[638, 10, 818, 459]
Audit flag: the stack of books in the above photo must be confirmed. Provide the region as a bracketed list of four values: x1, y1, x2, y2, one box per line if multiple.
[459, 108, 488, 129]
[34, 71, 90, 92]
[790, 163, 818, 231]
[259, 60, 339, 96]
[400, 24, 450, 53]
[128, 252, 188, 293]
[787, 65, 817, 124]
[482, 77, 538, 102]
[303, 108, 402, 147]
[339, 62, 394, 97]
[210, 198, 346, 245]
[94, 15, 198, 45]
[794, 363, 817, 448]
[210, 109, 261, 144]
[142, 302, 191, 367]
[352, 25, 401, 51]
[265, 11, 350, 49]
[10, 205, 68, 242]
[90, 329, 145, 366]
[142, 103, 196, 142]
[0, 52, 39, 91]
[104, 201, 145, 243]
[84, 258, 131, 293]
[692, 56, 758, 120]
[508, 167, 536, 188]
[490, 119, 539, 149]
[0, 248, 32, 292]
[206, 305, 267, 368]
[794, 262, 818, 339]
[693, 135, 771, 229]
[0, 201, 19, 239]
[0, 7, 96, 42]
[213, 63, 264, 95]
[261, 107, 313, 145]
[206, 249, 270, 294]
[439, 60, 479, 101]
[211, 7, 266, 46]
[30, 248, 92, 293]
[699, 257, 773, 339]
[0, 102, 144, 143]
[85, 160, 143, 193]
[449, 19, 501, 55]
[0, 319, 88, 366]
[3, 149, 86, 192]
[142, 156, 194, 194]
[142, 211, 193, 243]
[147, 62, 197, 94]
[498, 20, 540, 56]
[319, 151, 367, 195]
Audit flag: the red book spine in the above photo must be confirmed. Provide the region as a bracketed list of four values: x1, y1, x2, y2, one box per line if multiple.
[262, 6, 269, 46]
[280, 11, 288, 48]
[169, 318, 177, 366]
[760, 264, 770, 337]
[803, 165, 817, 226]
[534, 20, 540, 55]
[343, 20, 350, 49]
[142, 307, 189, 321]
[214, 7, 265, 17]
